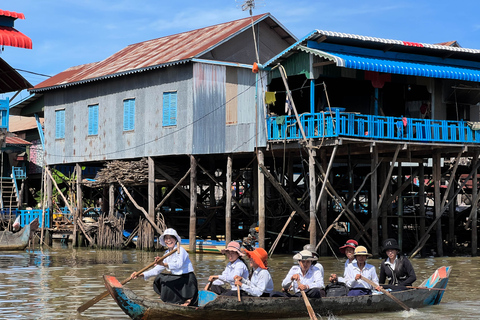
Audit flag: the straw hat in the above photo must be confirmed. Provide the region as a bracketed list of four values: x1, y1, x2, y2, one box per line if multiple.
[221, 241, 245, 256]
[245, 247, 268, 269]
[354, 246, 372, 257]
[339, 239, 358, 254]
[159, 228, 181, 246]
[293, 249, 318, 261]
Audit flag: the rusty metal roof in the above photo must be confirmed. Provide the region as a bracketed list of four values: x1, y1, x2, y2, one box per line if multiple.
[5, 136, 31, 145]
[0, 57, 32, 93]
[33, 13, 293, 92]
[0, 10, 25, 19]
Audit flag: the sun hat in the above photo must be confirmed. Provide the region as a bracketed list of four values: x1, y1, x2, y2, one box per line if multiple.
[293, 249, 318, 261]
[245, 247, 268, 269]
[354, 245, 372, 257]
[339, 239, 358, 254]
[221, 241, 245, 256]
[159, 228, 181, 246]
[303, 244, 319, 258]
[382, 238, 400, 253]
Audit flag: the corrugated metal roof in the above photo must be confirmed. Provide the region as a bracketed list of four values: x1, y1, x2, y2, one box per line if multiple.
[6, 136, 31, 145]
[0, 10, 25, 20]
[9, 115, 43, 133]
[33, 13, 294, 92]
[263, 29, 480, 68]
[0, 57, 32, 93]
[300, 46, 480, 82]
[0, 26, 32, 49]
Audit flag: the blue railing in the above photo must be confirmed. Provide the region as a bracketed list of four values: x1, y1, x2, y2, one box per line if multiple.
[267, 110, 480, 143]
[12, 167, 26, 179]
[18, 209, 51, 228]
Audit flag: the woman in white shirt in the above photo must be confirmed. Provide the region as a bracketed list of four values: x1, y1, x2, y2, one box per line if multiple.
[281, 249, 325, 298]
[343, 246, 379, 296]
[232, 247, 274, 297]
[207, 241, 249, 295]
[131, 228, 198, 306]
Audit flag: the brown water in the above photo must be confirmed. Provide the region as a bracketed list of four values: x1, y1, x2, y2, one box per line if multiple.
[0, 242, 477, 320]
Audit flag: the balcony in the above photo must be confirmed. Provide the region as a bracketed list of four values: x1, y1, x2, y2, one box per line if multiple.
[267, 109, 480, 144]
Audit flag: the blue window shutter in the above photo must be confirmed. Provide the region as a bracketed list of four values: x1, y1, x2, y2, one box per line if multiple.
[169, 92, 177, 126]
[163, 92, 177, 126]
[88, 104, 98, 135]
[56, 110, 65, 139]
[123, 99, 135, 131]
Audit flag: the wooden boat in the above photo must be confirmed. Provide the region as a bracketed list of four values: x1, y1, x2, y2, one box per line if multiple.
[104, 265, 451, 319]
[0, 218, 39, 250]
[180, 239, 226, 254]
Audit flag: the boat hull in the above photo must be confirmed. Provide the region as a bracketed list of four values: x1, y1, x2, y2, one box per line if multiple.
[0, 218, 38, 250]
[104, 266, 451, 320]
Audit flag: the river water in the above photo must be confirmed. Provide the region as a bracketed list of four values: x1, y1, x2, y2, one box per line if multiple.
[0, 242, 477, 320]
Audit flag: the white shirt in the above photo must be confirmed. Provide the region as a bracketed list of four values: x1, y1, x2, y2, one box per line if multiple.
[213, 258, 249, 290]
[142, 246, 194, 280]
[385, 257, 397, 270]
[240, 267, 274, 297]
[338, 258, 356, 283]
[281, 264, 325, 293]
[344, 262, 379, 289]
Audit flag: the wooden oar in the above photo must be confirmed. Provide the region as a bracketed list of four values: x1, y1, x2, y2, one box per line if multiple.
[360, 276, 410, 311]
[77, 247, 179, 313]
[296, 280, 318, 320]
[204, 279, 214, 291]
[237, 285, 241, 302]
[406, 286, 446, 291]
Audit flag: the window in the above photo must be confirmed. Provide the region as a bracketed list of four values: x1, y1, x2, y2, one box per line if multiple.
[123, 99, 135, 131]
[55, 109, 65, 139]
[88, 104, 99, 135]
[162, 91, 177, 126]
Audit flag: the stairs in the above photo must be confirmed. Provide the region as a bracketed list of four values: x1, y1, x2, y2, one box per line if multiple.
[0, 178, 19, 209]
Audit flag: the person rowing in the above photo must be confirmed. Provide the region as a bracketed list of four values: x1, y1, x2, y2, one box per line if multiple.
[130, 228, 199, 306]
[343, 246, 379, 296]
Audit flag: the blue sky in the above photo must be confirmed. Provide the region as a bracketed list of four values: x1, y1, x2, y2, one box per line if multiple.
[1, 0, 480, 101]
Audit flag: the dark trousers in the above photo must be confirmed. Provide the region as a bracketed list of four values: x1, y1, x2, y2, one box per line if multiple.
[347, 288, 371, 296]
[153, 272, 199, 306]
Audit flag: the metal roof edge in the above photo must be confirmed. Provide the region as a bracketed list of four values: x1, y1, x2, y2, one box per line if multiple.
[191, 58, 253, 69]
[31, 59, 192, 93]
[261, 30, 319, 67]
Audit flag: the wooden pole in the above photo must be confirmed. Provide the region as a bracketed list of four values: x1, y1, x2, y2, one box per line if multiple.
[433, 152, 443, 256]
[320, 149, 328, 256]
[189, 155, 197, 253]
[472, 152, 479, 257]
[226, 155, 232, 244]
[268, 211, 296, 256]
[40, 169, 46, 246]
[380, 163, 388, 241]
[309, 144, 316, 247]
[257, 148, 265, 249]
[419, 162, 425, 257]
[397, 162, 403, 251]
[109, 184, 114, 215]
[148, 157, 155, 249]
[74, 163, 83, 247]
[371, 145, 379, 256]
[155, 168, 191, 211]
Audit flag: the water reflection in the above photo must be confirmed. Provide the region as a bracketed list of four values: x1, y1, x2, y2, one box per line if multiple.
[0, 247, 477, 320]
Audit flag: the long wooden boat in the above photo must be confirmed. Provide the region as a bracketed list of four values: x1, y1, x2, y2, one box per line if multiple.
[179, 239, 226, 254]
[104, 265, 451, 319]
[0, 218, 39, 250]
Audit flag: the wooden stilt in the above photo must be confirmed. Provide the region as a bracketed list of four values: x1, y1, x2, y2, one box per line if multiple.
[258, 148, 265, 249]
[397, 162, 403, 251]
[433, 152, 443, 256]
[320, 149, 328, 256]
[226, 155, 232, 244]
[472, 152, 479, 257]
[309, 144, 317, 246]
[371, 145, 379, 256]
[75, 163, 83, 247]
[189, 155, 197, 253]
[419, 162, 425, 257]
[380, 163, 388, 241]
[109, 184, 114, 216]
[148, 157, 155, 249]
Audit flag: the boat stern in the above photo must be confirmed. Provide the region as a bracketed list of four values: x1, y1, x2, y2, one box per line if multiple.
[104, 275, 149, 319]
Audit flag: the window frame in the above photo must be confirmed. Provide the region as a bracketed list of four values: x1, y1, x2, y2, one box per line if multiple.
[88, 104, 99, 136]
[162, 91, 177, 127]
[55, 109, 66, 139]
[123, 98, 135, 131]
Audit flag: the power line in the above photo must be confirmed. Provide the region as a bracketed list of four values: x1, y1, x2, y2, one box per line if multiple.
[15, 69, 51, 78]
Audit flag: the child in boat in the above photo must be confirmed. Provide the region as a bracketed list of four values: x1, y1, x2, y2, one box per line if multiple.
[281, 249, 325, 298]
[230, 247, 274, 297]
[343, 246, 379, 296]
[130, 228, 199, 306]
[378, 238, 416, 291]
[206, 241, 249, 295]
[329, 239, 358, 283]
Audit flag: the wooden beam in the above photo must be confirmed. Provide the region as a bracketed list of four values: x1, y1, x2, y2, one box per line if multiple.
[189, 155, 197, 252]
[154, 168, 191, 211]
[226, 155, 233, 244]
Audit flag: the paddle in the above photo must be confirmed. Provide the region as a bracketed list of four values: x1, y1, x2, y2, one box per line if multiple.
[360, 276, 410, 311]
[296, 280, 318, 320]
[204, 279, 214, 291]
[237, 286, 241, 302]
[77, 247, 179, 313]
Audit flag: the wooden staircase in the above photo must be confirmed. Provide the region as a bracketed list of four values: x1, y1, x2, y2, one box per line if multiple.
[0, 178, 19, 210]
